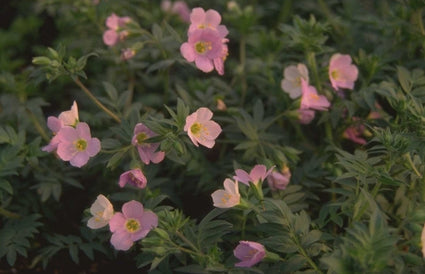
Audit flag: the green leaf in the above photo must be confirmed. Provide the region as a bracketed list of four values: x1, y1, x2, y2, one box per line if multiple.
[0, 179, 13, 194]
[397, 66, 412, 93]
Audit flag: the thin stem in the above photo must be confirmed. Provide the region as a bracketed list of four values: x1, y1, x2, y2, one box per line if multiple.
[0, 207, 20, 219]
[73, 77, 121, 123]
[404, 152, 422, 179]
[290, 231, 323, 274]
[175, 231, 204, 256]
[306, 51, 322, 92]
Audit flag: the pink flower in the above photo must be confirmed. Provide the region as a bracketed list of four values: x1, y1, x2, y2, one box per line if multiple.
[103, 13, 131, 46]
[281, 63, 309, 99]
[267, 166, 291, 191]
[234, 241, 266, 267]
[56, 122, 101, 168]
[109, 200, 158, 251]
[42, 101, 79, 152]
[329, 53, 358, 90]
[233, 164, 274, 186]
[211, 179, 240, 208]
[180, 28, 228, 74]
[300, 79, 330, 111]
[121, 48, 136, 60]
[119, 169, 147, 189]
[172, 1, 191, 23]
[343, 117, 366, 145]
[297, 109, 315, 124]
[184, 107, 222, 148]
[87, 194, 114, 229]
[188, 7, 229, 37]
[132, 123, 165, 165]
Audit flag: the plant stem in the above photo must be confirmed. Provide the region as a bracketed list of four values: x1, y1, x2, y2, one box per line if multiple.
[73, 77, 121, 123]
[175, 231, 204, 256]
[404, 152, 422, 178]
[290, 231, 323, 274]
[306, 51, 322, 92]
[0, 207, 20, 219]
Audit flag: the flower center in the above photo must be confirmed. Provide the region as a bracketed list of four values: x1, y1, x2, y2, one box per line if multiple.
[221, 193, 231, 204]
[309, 93, 320, 102]
[75, 139, 87, 151]
[136, 133, 148, 144]
[190, 122, 202, 135]
[331, 70, 339, 79]
[195, 41, 212, 54]
[125, 218, 140, 232]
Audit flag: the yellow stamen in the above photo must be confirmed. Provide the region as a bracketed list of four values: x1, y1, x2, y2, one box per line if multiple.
[136, 133, 148, 144]
[75, 139, 87, 151]
[331, 70, 339, 79]
[125, 218, 140, 232]
[195, 41, 212, 54]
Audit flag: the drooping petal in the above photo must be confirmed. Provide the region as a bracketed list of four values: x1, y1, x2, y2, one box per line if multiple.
[233, 169, 251, 185]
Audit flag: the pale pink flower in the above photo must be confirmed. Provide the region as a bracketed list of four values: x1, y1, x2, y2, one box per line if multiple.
[267, 166, 291, 191]
[234, 241, 266, 267]
[211, 179, 240, 208]
[184, 107, 222, 148]
[132, 123, 165, 165]
[300, 79, 330, 111]
[329, 53, 358, 90]
[343, 117, 366, 145]
[188, 7, 229, 37]
[297, 109, 315, 124]
[56, 122, 101, 168]
[42, 101, 79, 152]
[103, 30, 119, 46]
[119, 168, 147, 189]
[109, 200, 158, 251]
[172, 1, 191, 23]
[87, 194, 114, 229]
[103, 13, 131, 46]
[233, 165, 274, 186]
[180, 28, 227, 74]
[281, 63, 309, 99]
[121, 48, 136, 60]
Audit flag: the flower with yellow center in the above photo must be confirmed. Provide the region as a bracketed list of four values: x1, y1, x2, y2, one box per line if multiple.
[211, 179, 240, 208]
[87, 194, 114, 229]
[184, 107, 222, 148]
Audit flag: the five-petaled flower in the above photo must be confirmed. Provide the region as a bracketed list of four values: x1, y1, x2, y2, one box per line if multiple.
[87, 194, 114, 229]
[109, 200, 158, 251]
[42, 101, 79, 152]
[184, 107, 222, 148]
[281, 63, 309, 99]
[233, 164, 274, 186]
[211, 178, 240, 208]
[233, 241, 266, 267]
[132, 123, 165, 165]
[329, 53, 358, 91]
[119, 168, 148, 189]
[56, 122, 101, 168]
[300, 79, 330, 111]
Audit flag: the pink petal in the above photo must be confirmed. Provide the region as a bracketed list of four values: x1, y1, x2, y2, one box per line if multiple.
[195, 56, 214, 72]
[204, 9, 221, 27]
[213, 57, 224, 75]
[197, 138, 215, 148]
[140, 211, 158, 232]
[204, 120, 222, 138]
[57, 126, 78, 143]
[190, 7, 205, 25]
[234, 169, 251, 185]
[122, 200, 144, 219]
[250, 165, 267, 182]
[330, 54, 352, 69]
[195, 107, 213, 122]
[180, 43, 196, 62]
[110, 231, 133, 251]
[217, 25, 229, 38]
[150, 151, 165, 164]
[184, 112, 197, 132]
[47, 116, 63, 133]
[109, 213, 126, 232]
[86, 138, 101, 157]
[106, 13, 120, 30]
[103, 30, 119, 46]
[57, 142, 77, 161]
[76, 122, 91, 140]
[69, 152, 90, 167]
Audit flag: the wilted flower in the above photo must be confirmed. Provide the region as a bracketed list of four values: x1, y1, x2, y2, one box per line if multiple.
[281, 63, 309, 99]
[87, 194, 114, 229]
[300, 79, 330, 111]
[233, 164, 274, 186]
[211, 179, 240, 208]
[109, 200, 158, 251]
[329, 53, 358, 91]
[121, 48, 136, 60]
[42, 101, 80, 152]
[343, 117, 367, 145]
[132, 123, 165, 165]
[267, 166, 291, 191]
[119, 168, 147, 189]
[103, 13, 131, 46]
[234, 241, 266, 267]
[184, 107, 222, 148]
[56, 122, 101, 168]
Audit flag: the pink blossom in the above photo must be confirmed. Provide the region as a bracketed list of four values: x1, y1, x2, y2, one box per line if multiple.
[297, 109, 315, 124]
[233, 164, 274, 186]
[87, 194, 114, 229]
[103, 30, 119, 46]
[42, 101, 79, 152]
[329, 53, 358, 90]
[56, 122, 101, 168]
[180, 28, 227, 74]
[267, 166, 291, 191]
[343, 118, 366, 145]
[103, 13, 131, 46]
[211, 179, 240, 208]
[172, 1, 191, 23]
[119, 168, 147, 189]
[234, 241, 266, 267]
[132, 123, 165, 165]
[281, 63, 309, 99]
[188, 8, 228, 37]
[300, 79, 330, 111]
[184, 107, 222, 148]
[121, 48, 136, 60]
[109, 200, 158, 251]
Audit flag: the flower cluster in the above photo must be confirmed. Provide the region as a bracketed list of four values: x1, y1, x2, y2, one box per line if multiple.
[87, 197, 158, 251]
[180, 7, 229, 75]
[43, 101, 101, 168]
[103, 13, 131, 47]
